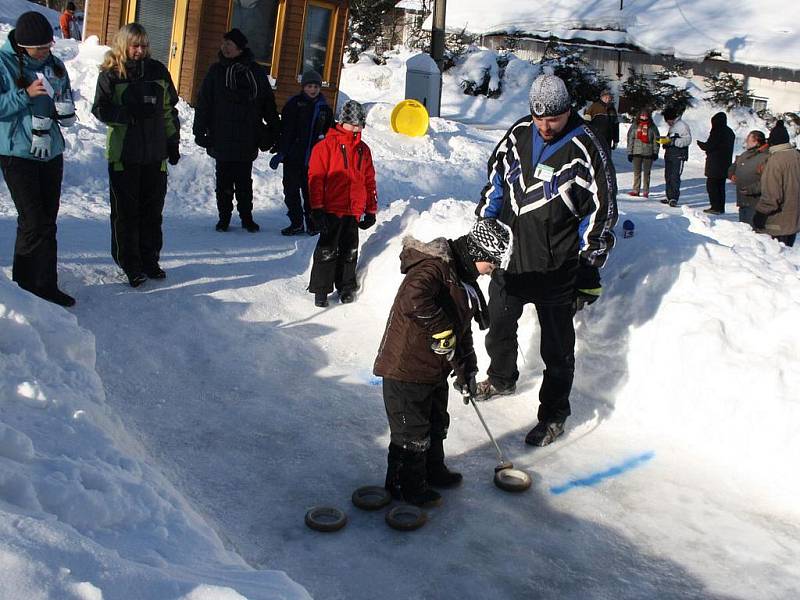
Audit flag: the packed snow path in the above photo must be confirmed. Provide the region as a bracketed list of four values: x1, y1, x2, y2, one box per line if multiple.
[53, 148, 800, 599]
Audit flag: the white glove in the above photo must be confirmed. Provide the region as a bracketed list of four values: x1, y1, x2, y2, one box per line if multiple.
[31, 115, 52, 131]
[30, 133, 51, 159]
[55, 99, 76, 127]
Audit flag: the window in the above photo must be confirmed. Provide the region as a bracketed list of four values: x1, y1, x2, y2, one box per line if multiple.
[231, 0, 280, 66]
[300, 1, 335, 80]
[749, 96, 769, 112]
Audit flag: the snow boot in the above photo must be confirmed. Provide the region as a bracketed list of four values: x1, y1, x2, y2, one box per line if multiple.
[384, 443, 403, 499]
[660, 198, 670, 205]
[281, 222, 304, 236]
[38, 288, 75, 307]
[475, 379, 516, 402]
[398, 447, 442, 507]
[426, 437, 462, 488]
[524, 420, 565, 447]
[314, 292, 329, 307]
[339, 290, 355, 304]
[305, 214, 320, 237]
[126, 272, 147, 288]
[669, 200, 678, 207]
[241, 214, 260, 232]
[215, 215, 230, 231]
[144, 264, 166, 279]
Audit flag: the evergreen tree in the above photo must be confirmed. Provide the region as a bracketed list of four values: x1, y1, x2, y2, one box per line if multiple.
[541, 42, 609, 108]
[704, 72, 754, 110]
[348, 0, 396, 63]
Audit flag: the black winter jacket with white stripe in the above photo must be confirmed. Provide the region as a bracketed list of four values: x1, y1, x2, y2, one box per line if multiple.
[476, 112, 618, 275]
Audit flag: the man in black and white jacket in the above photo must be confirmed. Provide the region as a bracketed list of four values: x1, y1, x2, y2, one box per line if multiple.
[474, 74, 618, 447]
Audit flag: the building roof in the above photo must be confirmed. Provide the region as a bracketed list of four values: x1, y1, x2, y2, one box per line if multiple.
[438, 0, 800, 72]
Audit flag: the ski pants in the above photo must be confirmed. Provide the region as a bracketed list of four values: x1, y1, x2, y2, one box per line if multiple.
[664, 157, 684, 201]
[308, 214, 359, 294]
[282, 161, 310, 227]
[707, 177, 726, 212]
[632, 156, 653, 194]
[215, 160, 254, 219]
[0, 155, 62, 294]
[383, 378, 450, 453]
[109, 162, 166, 275]
[485, 275, 577, 423]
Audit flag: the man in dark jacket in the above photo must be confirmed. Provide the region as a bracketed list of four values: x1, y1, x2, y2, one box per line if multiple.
[475, 74, 618, 447]
[270, 70, 334, 235]
[698, 111, 735, 215]
[584, 89, 619, 149]
[193, 29, 280, 232]
[374, 219, 512, 507]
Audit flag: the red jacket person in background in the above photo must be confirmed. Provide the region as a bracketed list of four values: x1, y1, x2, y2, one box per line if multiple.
[307, 100, 377, 307]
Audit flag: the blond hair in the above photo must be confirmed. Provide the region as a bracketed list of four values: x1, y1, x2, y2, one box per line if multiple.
[100, 23, 150, 78]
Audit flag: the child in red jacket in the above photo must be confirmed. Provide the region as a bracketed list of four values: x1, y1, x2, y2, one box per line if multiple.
[308, 100, 377, 307]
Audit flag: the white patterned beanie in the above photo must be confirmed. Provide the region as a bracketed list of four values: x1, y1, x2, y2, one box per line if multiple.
[528, 74, 571, 118]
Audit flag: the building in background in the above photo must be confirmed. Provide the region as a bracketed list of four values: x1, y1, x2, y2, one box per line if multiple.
[84, 0, 350, 108]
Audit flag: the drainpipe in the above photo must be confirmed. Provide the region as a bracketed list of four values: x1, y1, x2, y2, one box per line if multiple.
[430, 0, 446, 117]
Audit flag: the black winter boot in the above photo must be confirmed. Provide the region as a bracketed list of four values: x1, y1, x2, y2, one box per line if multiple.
[398, 447, 442, 507]
[215, 214, 231, 231]
[384, 443, 403, 499]
[241, 213, 260, 232]
[426, 437, 463, 488]
[525, 420, 565, 447]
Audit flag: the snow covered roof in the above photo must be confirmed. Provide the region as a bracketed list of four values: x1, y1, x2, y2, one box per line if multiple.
[440, 0, 800, 72]
[395, 0, 426, 11]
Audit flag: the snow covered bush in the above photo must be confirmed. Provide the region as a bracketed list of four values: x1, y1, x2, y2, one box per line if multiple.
[621, 65, 696, 116]
[541, 42, 609, 108]
[347, 0, 396, 63]
[455, 49, 503, 98]
[704, 71, 754, 110]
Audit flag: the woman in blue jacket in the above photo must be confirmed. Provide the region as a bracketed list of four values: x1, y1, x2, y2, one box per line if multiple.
[0, 11, 76, 307]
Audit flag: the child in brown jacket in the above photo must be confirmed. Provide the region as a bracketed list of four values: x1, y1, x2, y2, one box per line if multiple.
[373, 219, 512, 507]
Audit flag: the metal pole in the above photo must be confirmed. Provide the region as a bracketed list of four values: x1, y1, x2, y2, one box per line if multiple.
[429, 0, 446, 117]
[466, 394, 508, 466]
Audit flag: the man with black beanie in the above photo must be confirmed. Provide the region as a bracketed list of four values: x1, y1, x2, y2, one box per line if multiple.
[475, 74, 618, 447]
[193, 28, 280, 232]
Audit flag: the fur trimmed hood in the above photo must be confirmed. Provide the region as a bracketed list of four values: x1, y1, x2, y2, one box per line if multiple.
[399, 236, 453, 274]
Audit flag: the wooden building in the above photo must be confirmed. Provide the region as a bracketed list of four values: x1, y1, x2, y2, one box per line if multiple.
[84, 0, 350, 107]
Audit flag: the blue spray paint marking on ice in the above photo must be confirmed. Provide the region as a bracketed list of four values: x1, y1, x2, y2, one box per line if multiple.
[550, 451, 655, 495]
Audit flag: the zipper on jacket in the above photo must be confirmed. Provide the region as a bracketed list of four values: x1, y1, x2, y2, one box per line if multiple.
[357, 145, 363, 169]
[339, 144, 348, 168]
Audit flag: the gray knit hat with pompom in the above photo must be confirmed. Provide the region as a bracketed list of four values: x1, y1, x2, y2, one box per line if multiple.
[528, 74, 571, 118]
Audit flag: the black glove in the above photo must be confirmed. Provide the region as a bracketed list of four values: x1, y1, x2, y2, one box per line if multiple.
[311, 209, 328, 234]
[627, 154, 633, 163]
[167, 143, 180, 166]
[454, 371, 478, 400]
[575, 263, 601, 311]
[358, 213, 376, 230]
[752, 211, 768, 231]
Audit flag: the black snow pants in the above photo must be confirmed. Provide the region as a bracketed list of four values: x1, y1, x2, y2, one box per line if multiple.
[383, 378, 450, 452]
[108, 162, 167, 275]
[0, 155, 63, 294]
[706, 177, 726, 212]
[215, 160, 254, 219]
[308, 214, 359, 294]
[485, 271, 577, 423]
[282, 160, 310, 227]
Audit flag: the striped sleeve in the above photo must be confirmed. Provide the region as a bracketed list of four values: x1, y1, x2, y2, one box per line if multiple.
[573, 127, 618, 268]
[476, 132, 511, 218]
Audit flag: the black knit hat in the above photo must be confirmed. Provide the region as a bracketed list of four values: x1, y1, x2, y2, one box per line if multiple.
[66, 2, 77, 11]
[461, 219, 513, 269]
[15, 11, 54, 48]
[301, 70, 322, 87]
[768, 120, 790, 146]
[223, 28, 248, 50]
[339, 100, 367, 128]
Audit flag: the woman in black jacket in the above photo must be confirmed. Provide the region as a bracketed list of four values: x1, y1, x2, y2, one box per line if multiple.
[193, 29, 280, 232]
[91, 23, 180, 287]
[698, 112, 735, 215]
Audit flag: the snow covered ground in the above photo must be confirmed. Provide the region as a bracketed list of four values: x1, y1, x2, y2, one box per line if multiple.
[1, 23, 800, 600]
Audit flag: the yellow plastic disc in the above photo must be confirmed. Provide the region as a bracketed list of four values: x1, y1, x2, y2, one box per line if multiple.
[390, 99, 430, 137]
